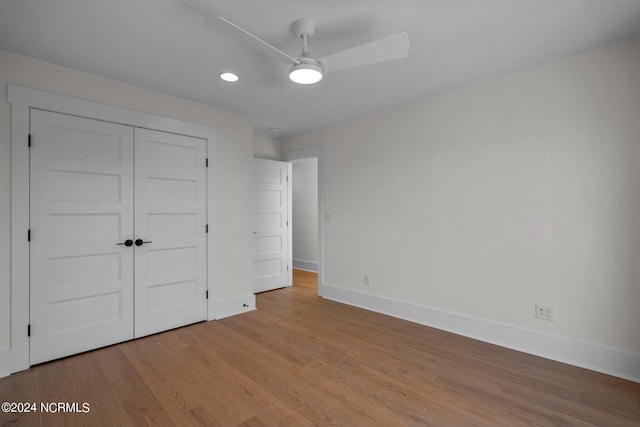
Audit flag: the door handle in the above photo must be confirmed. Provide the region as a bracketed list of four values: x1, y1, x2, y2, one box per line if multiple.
[116, 239, 134, 247]
[135, 239, 152, 246]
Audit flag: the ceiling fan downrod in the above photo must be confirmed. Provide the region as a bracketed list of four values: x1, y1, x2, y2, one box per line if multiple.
[293, 18, 315, 59]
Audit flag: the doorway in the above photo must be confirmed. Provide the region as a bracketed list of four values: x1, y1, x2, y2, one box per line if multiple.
[291, 158, 318, 289]
[284, 146, 324, 294]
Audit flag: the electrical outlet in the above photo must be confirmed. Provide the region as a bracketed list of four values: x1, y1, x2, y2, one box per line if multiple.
[363, 274, 371, 285]
[535, 304, 554, 321]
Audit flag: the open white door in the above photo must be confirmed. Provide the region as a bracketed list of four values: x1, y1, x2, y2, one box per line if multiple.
[30, 110, 135, 364]
[133, 128, 208, 337]
[253, 158, 291, 293]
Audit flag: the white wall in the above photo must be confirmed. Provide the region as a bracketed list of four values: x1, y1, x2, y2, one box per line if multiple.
[292, 159, 318, 271]
[0, 50, 255, 352]
[282, 36, 640, 379]
[253, 133, 282, 160]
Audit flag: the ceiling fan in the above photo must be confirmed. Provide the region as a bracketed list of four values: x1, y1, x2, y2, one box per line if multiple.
[209, 16, 410, 85]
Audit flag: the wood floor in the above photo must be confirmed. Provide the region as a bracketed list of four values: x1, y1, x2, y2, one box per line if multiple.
[2, 269, 639, 426]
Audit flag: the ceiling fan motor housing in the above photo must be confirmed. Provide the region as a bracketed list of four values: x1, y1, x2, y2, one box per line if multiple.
[296, 55, 323, 70]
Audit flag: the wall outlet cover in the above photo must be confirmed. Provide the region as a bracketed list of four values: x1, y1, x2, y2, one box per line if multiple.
[535, 304, 555, 321]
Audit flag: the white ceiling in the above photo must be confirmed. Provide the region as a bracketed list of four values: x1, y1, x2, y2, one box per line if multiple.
[2, 0, 640, 139]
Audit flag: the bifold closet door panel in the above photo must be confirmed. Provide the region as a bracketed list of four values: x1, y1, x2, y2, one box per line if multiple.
[133, 128, 208, 338]
[29, 109, 135, 365]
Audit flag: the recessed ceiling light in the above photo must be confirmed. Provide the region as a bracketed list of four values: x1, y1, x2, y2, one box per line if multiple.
[219, 72, 239, 82]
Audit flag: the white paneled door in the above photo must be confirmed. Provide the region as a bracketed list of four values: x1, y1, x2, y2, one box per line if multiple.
[29, 110, 207, 364]
[30, 110, 135, 364]
[253, 158, 291, 293]
[133, 128, 208, 338]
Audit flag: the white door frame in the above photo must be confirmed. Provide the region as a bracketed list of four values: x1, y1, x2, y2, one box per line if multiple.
[283, 146, 325, 296]
[4, 85, 217, 376]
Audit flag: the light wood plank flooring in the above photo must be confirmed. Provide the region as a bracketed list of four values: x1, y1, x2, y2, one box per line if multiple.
[1, 269, 639, 426]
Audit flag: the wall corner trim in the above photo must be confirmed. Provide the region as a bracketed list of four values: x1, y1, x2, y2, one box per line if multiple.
[320, 283, 640, 383]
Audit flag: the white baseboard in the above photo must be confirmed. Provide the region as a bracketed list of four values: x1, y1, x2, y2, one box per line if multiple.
[0, 348, 17, 378]
[319, 283, 640, 383]
[293, 259, 318, 272]
[214, 294, 256, 320]
[0, 294, 258, 379]
[0, 344, 29, 379]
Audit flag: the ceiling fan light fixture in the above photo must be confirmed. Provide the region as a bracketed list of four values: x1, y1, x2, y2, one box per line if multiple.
[219, 72, 239, 82]
[289, 62, 323, 85]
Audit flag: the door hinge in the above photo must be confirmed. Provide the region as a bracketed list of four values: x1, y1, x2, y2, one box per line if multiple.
[287, 265, 289, 271]
[27, 324, 31, 337]
[205, 158, 209, 168]
[206, 290, 209, 299]
[28, 134, 31, 148]
[27, 229, 31, 242]
[205, 224, 209, 233]
[286, 175, 289, 182]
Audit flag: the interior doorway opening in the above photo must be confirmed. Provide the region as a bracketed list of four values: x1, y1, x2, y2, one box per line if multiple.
[284, 146, 324, 296]
[293, 268, 318, 290]
[291, 158, 319, 286]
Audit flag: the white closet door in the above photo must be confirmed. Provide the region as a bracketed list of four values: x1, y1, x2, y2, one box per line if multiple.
[30, 110, 135, 364]
[133, 128, 208, 338]
[253, 158, 291, 293]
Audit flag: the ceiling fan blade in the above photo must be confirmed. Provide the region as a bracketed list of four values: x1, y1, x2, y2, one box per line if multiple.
[206, 16, 299, 65]
[320, 32, 409, 73]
